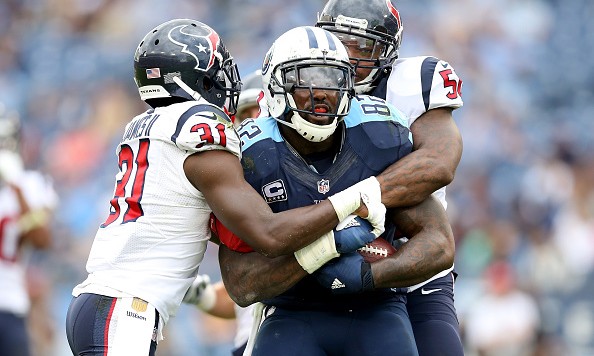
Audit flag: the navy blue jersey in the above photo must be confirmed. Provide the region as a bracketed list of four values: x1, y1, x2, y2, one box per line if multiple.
[237, 95, 412, 310]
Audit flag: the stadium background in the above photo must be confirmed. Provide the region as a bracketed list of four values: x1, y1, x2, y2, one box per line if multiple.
[1, 0, 593, 355]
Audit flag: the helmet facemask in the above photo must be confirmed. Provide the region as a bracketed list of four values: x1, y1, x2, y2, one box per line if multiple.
[317, 12, 403, 94]
[270, 59, 354, 142]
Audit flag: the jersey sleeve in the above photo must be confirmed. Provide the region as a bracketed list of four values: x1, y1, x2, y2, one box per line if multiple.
[173, 104, 241, 158]
[209, 213, 254, 253]
[387, 56, 463, 125]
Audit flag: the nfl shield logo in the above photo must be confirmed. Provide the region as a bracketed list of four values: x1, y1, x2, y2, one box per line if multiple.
[317, 179, 330, 194]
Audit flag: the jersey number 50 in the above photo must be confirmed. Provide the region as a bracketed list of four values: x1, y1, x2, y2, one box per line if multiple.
[101, 138, 149, 227]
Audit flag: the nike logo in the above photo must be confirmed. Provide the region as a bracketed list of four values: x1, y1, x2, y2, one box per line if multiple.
[331, 278, 346, 289]
[421, 288, 441, 295]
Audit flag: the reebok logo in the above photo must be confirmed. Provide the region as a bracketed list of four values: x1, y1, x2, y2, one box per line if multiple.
[331, 278, 345, 289]
[421, 288, 441, 295]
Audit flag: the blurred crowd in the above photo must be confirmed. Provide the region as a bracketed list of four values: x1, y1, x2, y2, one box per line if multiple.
[1, 0, 593, 355]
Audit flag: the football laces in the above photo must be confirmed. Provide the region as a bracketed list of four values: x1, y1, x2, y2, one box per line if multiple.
[358, 244, 388, 257]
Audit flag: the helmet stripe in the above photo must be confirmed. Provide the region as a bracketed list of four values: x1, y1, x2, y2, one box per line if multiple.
[305, 27, 319, 49]
[324, 30, 337, 51]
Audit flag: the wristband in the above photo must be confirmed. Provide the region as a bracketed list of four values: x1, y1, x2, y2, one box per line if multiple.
[294, 231, 339, 273]
[327, 176, 382, 222]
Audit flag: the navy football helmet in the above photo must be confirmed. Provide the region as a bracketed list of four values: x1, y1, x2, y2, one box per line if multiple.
[316, 0, 403, 93]
[133, 19, 241, 113]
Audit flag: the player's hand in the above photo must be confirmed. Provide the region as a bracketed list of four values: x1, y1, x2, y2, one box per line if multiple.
[183, 274, 216, 311]
[313, 252, 374, 294]
[0, 150, 23, 185]
[333, 215, 376, 253]
[328, 176, 386, 237]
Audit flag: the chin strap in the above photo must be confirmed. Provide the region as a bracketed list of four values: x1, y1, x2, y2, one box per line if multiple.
[173, 76, 203, 101]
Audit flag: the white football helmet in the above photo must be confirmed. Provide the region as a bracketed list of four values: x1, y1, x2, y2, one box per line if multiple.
[262, 26, 354, 142]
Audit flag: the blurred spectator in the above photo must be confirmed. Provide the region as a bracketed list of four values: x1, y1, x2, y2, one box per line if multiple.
[463, 261, 541, 356]
[0, 104, 58, 356]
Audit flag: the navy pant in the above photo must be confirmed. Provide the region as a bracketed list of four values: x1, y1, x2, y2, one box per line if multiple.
[0, 311, 31, 356]
[407, 273, 464, 356]
[253, 298, 418, 356]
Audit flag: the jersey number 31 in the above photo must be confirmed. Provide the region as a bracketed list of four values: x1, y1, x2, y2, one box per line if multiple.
[101, 138, 149, 227]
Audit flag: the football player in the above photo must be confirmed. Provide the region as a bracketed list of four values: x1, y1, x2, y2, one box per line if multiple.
[182, 70, 265, 356]
[0, 104, 58, 356]
[316, 0, 465, 354]
[216, 26, 455, 356]
[65, 19, 388, 356]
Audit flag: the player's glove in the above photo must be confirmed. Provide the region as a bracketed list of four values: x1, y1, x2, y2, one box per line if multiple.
[294, 215, 376, 274]
[0, 150, 23, 185]
[183, 274, 216, 311]
[314, 252, 374, 294]
[333, 215, 376, 253]
[328, 176, 386, 237]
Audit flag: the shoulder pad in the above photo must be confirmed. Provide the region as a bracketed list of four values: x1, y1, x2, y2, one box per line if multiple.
[171, 103, 240, 157]
[388, 56, 463, 123]
[347, 95, 410, 131]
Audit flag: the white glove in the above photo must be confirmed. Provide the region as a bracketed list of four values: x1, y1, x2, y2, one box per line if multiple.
[328, 176, 386, 237]
[0, 150, 23, 185]
[183, 274, 217, 311]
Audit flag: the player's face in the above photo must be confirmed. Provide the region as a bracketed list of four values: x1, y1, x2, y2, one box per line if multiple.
[285, 66, 346, 125]
[335, 33, 385, 84]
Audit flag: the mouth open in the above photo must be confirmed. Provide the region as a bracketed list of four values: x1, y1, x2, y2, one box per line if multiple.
[313, 104, 330, 114]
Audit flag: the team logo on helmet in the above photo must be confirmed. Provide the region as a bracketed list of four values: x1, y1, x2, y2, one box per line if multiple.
[168, 24, 221, 72]
[262, 45, 274, 75]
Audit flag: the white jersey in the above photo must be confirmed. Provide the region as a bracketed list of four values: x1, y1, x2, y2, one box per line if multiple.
[386, 55, 463, 210]
[0, 171, 58, 315]
[385, 55, 463, 291]
[73, 100, 240, 325]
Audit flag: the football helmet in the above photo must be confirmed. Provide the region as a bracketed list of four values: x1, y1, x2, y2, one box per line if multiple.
[0, 103, 21, 153]
[262, 26, 354, 142]
[236, 69, 263, 121]
[316, 0, 403, 94]
[134, 19, 241, 113]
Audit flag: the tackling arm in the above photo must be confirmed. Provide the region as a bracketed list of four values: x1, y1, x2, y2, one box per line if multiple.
[377, 108, 462, 207]
[220, 195, 454, 304]
[371, 195, 455, 288]
[184, 150, 337, 257]
[185, 150, 377, 257]
[219, 246, 307, 307]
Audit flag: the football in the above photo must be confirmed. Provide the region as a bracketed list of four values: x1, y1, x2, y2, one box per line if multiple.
[358, 238, 397, 263]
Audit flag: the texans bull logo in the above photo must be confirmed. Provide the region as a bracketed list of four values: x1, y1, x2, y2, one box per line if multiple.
[168, 24, 221, 72]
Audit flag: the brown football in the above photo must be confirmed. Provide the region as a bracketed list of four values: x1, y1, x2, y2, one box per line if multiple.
[358, 238, 396, 263]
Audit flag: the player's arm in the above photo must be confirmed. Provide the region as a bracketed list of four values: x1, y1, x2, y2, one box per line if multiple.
[184, 149, 376, 257]
[183, 276, 237, 319]
[219, 246, 307, 307]
[220, 196, 453, 304]
[371, 195, 455, 288]
[314, 195, 455, 293]
[377, 107, 462, 207]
